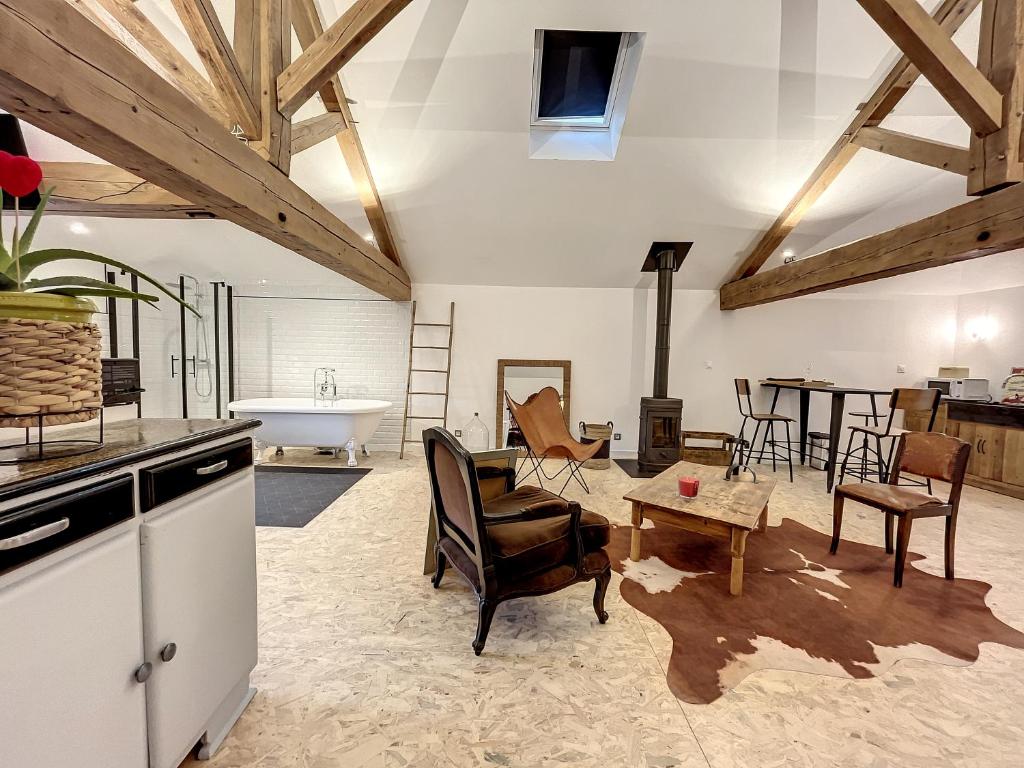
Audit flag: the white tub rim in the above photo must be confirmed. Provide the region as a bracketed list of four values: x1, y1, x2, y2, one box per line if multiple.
[227, 397, 392, 415]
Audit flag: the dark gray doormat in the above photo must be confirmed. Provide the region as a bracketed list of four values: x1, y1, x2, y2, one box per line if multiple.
[255, 465, 371, 528]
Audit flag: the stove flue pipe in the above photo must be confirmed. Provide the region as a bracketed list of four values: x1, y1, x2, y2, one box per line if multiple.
[652, 248, 675, 400]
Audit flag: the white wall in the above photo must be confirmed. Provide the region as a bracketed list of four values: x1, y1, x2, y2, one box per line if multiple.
[953, 285, 1024, 400]
[412, 283, 958, 456]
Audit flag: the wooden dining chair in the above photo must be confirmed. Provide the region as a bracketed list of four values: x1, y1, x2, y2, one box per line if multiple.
[838, 387, 941, 488]
[831, 431, 971, 587]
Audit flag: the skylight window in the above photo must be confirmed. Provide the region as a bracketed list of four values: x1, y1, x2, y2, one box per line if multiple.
[532, 30, 632, 130]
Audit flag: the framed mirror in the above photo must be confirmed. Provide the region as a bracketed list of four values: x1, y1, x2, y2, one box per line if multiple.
[495, 359, 571, 448]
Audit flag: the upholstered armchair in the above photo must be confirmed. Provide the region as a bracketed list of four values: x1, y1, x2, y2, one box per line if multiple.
[423, 427, 612, 655]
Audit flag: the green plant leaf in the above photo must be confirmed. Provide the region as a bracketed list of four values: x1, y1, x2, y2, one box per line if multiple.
[9, 249, 199, 316]
[16, 187, 54, 258]
[24, 275, 157, 297]
[0, 271, 15, 290]
[28, 284, 161, 307]
[0, 190, 10, 272]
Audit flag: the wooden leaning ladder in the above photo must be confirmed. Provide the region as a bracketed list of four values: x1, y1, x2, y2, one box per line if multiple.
[399, 301, 455, 459]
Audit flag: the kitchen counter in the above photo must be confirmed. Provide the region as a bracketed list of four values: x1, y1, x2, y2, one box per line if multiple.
[0, 418, 261, 504]
[944, 400, 1024, 429]
[1, 417, 261, 767]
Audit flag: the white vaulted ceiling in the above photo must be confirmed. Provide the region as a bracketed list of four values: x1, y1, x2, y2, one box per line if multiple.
[20, 0, 1023, 294]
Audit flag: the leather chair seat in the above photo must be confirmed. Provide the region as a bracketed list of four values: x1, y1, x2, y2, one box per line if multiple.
[486, 506, 611, 581]
[484, 486, 611, 551]
[838, 482, 945, 513]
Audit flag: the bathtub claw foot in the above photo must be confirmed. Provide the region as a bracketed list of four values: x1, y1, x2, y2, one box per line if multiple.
[345, 438, 358, 467]
[361, 444, 370, 457]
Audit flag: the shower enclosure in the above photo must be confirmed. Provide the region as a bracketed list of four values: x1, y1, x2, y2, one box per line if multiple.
[167, 275, 219, 418]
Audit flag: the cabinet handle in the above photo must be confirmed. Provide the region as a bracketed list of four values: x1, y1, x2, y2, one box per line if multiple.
[134, 662, 152, 684]
[195, 459, 228, 476]
[0, 518, 69, 551]
[160, 642, 177, 663]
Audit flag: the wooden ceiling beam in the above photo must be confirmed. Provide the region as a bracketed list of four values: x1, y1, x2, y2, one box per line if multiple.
[277, 0, 414, 118]
[727, 0, 980, 283]
[233, 0, 261, 103]
[169, 0, 261, 138]
[720, 179, 1024, 310]
[69, 0, 232, 129]
[969, 0, 1024, 195]
[0, 1, 410, 299]
[292, 113, 348, 154]
[291, 0, 402, 266]
[258, 0, 291, 172]
[852, 126, 971, 174]
[41, 162, 215, 218]
[856, 0, 1002, 135]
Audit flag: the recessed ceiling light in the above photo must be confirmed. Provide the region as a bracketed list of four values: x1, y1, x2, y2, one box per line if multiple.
[69, 221, 89, 235]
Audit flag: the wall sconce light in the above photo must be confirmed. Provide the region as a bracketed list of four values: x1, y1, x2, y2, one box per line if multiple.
[965, 315, 997, 341]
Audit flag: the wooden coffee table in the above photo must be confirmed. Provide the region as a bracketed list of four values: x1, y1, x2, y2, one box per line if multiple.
[623, 461, 776, 596]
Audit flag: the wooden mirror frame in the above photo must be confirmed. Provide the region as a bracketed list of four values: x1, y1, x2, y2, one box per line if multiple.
[495, 359, 572, 448]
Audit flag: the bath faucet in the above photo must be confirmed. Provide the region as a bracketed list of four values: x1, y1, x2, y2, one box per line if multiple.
[313, 368, 337, 406]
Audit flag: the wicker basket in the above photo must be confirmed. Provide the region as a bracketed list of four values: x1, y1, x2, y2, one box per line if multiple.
[0, 294, 102, 428]
[580, 421, 613, 469]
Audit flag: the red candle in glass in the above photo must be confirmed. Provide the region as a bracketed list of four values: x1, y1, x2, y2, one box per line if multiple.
[678, 476, 700, 497]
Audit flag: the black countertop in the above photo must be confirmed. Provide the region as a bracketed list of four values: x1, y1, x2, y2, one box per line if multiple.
[945, 400, 1024, 428]
[0, 418, 261, 504]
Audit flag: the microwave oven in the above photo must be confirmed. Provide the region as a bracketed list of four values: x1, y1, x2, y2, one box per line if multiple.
[925, 378, 990, 400]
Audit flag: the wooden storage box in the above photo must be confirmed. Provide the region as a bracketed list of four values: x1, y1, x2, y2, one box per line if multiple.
[680, 431, 735, 467]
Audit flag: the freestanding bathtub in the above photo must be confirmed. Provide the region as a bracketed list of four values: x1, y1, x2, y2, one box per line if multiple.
[227, 398, 392, 466]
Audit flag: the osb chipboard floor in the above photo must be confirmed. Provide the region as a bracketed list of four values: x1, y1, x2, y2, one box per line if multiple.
[185, 448, 1024, 768]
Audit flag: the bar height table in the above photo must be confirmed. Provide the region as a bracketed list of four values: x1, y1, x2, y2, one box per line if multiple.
[759, 380, 890, 492]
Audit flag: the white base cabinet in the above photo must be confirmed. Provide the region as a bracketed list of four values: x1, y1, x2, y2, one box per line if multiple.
[141, 472, 258, 768]
[0, 528, 149, 768]
[0, 429, 258, 768]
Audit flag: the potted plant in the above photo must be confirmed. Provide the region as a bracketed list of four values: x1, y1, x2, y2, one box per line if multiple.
[0, 150, 195, 427]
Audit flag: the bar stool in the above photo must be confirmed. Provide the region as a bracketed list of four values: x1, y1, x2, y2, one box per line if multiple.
[846, 408, 887, 483]
[729, 378, 794, 482]
[839, 388, 941, 490]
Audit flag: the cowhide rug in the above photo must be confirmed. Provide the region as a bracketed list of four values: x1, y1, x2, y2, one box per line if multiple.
[607, 518, 1024, 704]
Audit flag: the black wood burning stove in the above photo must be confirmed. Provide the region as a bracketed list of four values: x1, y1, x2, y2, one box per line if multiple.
[637, 242, 692, 474]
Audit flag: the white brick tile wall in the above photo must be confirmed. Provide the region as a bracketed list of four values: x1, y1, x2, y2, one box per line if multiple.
[232, 286, 412, 450]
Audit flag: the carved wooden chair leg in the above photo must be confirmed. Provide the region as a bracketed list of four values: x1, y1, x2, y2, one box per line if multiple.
[593, 567, 611, 624]
[884, 512, 895, 554]
[945, 513, 957, 580]
[830, 493, 845, 554]
[473, 599, 498, 656]
[431, 547, 447, 588]
[893, 515, 914, 587]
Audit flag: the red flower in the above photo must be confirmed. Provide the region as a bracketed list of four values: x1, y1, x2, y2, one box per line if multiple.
[0, 150, 12, 192]
[1, 154, 42, 198]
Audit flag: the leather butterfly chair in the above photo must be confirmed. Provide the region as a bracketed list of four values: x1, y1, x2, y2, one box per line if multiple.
[831, 431, 971, 587]
[505, 387, 604, 495]
[423, 427, 611, 655]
